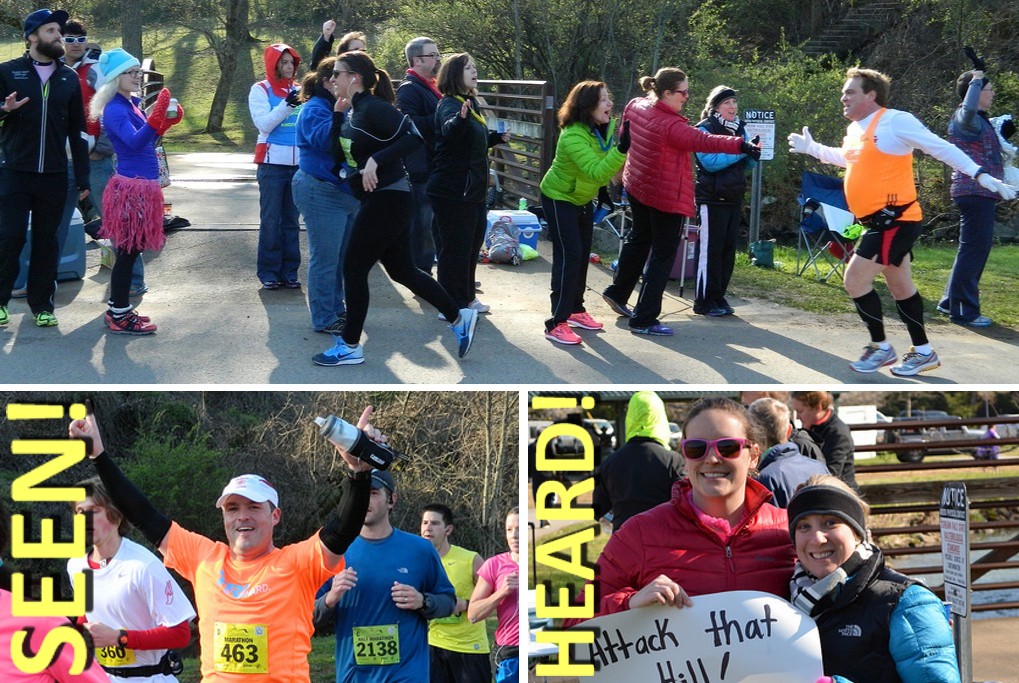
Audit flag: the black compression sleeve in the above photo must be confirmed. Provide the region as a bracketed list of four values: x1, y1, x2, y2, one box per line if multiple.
[91, 452, 172, 546]
[319, 472, 371, 556]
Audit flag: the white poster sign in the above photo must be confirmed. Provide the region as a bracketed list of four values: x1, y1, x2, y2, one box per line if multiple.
[575, 591, 823, 683]
[742, 110, 776, 161]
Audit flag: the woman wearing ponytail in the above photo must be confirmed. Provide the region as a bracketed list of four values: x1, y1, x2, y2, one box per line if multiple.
[91, 48, 184, 335]
[538, 80, 628, 345]
[312, 50, 478, 366]
[601, 68, 760, 336]
[427, 52, 509, 315]
[694, 85, 755, 317]
[788, 475, 960, 683]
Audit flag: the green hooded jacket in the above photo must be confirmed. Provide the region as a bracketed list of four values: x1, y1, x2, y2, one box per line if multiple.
[625, 391, 671, 447]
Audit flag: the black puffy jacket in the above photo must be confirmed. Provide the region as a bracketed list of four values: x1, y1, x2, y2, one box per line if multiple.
[694, 114, 749, 205]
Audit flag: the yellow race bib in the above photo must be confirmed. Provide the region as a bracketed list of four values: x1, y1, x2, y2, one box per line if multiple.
[352, 624, 400, 665]
[96, 644, 136, 667]
[214, 622, 269, 674]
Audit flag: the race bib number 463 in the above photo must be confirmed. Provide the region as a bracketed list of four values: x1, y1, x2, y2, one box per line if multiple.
[353, 624, 400, 665]
[214, 622, 269, 674]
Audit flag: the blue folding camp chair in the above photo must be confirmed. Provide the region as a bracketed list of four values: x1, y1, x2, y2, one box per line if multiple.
[796, 171, 857, 282]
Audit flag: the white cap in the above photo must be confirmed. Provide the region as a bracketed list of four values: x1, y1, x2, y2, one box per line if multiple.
[216, 474, 279, 508]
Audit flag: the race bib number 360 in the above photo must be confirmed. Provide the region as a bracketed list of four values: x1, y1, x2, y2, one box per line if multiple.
[352, 624, 400, 665]
[214, 622, 269, 674]
[96, 644, 136, 667]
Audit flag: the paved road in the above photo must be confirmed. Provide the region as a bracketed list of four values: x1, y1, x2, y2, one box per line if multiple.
[2, 153, 1016, 385]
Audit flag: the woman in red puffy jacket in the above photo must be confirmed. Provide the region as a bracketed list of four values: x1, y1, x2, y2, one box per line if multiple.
[591, 397, 795, 618]
[601, 68, 759, 336]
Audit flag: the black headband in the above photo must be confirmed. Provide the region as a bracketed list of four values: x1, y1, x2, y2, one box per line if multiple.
[787, 484, 866, 541]
[710, 88, 737, 109]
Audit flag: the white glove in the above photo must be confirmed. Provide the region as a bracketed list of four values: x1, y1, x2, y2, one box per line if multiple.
[788, 126, 817, 156]
[977, 172, 1017, 201]
[322, 19, 336, 39]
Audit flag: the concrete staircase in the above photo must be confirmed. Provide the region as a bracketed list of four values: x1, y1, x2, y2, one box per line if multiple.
[803, 0, 906, 58]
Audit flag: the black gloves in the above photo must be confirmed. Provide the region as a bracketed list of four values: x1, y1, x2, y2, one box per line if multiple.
[1001, 116, 1016, 141]
[597, 186, 613, 210]
[617, 120, 631, 154]
[741, 138, 761, 160]
[964, 45, 986, 72]
[285, 90, 301, 108]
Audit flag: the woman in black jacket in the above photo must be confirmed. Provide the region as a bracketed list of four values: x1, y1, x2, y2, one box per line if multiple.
[427, 53, 509, 312]
[313, 50, 478, 366]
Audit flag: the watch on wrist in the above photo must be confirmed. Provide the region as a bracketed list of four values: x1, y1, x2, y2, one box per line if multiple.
[118, 629, 129, 647]
[419, 593, 433, 614]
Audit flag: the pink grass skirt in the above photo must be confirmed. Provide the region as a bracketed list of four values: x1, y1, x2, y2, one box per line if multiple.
[100, 174, 166, 252]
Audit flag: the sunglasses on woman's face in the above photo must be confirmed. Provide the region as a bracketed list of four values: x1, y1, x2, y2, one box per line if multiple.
[63, 36, 87, 43]
[680, 437, 750, 460]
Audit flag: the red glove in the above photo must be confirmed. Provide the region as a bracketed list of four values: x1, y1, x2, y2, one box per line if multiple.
[147, 89, 183, 136]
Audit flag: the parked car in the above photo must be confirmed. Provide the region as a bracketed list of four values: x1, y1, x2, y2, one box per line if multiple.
[884, 410, 985, 462]
[668, 422, 682, 450]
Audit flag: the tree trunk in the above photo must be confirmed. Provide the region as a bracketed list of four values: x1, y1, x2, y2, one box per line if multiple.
[205, 0, 249, 133]
[121, 0, 142, 60]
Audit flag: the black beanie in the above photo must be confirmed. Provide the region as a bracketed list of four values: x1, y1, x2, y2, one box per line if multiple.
[787, 484, 866, 541]
[710, 88, 738, 110]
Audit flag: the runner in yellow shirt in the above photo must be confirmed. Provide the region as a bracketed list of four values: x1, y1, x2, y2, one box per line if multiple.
[69, 405, 377, 683]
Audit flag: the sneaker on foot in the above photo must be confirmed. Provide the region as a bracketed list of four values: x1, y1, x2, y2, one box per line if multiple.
[261, 280, 281, 290]
[890, 347, 940, 377]
[11, 288, 27, 299]
[567, 311, 603, 330]
[951, 315, 992, 327]
[128, 285, 149, 297]
[104, 310, 155, 335]
[601, 292, 633, 318]
[849, 344, 897, 373]
[34, 311, 58, 327]
[630, 323, 673, 336]
[545, 322, 583, 345]
[707, 307, 729, 317]
[313, 335, 364, 366]
[935, 303, 950, 315]
[450, 307, 478, 358]
[0, 305, 8, 326]
[284, 279, 302, 289]
[469, 298, 491, 313]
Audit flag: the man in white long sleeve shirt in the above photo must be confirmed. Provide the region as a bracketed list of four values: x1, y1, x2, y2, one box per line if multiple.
[789, 67, 1015, 376]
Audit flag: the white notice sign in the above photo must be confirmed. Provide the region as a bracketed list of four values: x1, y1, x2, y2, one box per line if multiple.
[940, 481, 970, 616]
[742, 110, 776, 161]
[574, 591, 823, 683]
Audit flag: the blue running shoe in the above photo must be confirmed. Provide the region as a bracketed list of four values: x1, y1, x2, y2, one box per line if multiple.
[951, 315, 992, 327]
[601, 291, 633, 318]
[630, 324, 673, 336]
[849, 344, 896, 373]
[451, 307, 478, 358]
[891, 347, 940, 377]
[313, 335, 364, 366]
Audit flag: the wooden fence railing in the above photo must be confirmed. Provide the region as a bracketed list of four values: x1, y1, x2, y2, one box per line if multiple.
[850, 415, 1019, 613]
[477, 80, 556, 209]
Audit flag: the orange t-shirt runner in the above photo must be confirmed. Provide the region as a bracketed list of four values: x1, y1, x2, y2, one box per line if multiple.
[163, 522, 341, 683]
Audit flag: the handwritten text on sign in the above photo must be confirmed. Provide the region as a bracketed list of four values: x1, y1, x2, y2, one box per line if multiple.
[575, 591, 823, 683]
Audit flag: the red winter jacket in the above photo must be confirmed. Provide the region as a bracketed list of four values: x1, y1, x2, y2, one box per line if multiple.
[594, 477, 796, 617]
[621, 96, 745, 216]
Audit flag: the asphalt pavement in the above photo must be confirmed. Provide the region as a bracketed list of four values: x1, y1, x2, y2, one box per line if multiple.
[2, 152, 1017, 385]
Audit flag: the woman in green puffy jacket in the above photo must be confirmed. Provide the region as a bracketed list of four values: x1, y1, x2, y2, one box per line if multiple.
[538, 81, 629, 345]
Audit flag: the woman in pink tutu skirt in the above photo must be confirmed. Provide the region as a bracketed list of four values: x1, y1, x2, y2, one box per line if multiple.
[90, 48, 183, 334]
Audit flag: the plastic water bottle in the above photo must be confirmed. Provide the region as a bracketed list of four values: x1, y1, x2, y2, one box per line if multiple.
[518, 197, 527, 211]
[314, 415, 406, 470]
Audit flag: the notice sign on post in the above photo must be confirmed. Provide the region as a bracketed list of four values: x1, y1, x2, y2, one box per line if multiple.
[742, 110, 776, 161]
[573, 591, 823, 682]
[940, 481, 971, 617]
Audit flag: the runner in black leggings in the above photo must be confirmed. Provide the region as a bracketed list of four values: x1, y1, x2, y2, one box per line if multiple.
[313, 50, 477, 366]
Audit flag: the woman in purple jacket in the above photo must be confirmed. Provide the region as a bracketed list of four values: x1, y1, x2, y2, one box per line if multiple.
[90, 48, 183, 334]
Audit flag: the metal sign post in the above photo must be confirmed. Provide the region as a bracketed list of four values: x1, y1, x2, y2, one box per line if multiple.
[940, 481, 972, 683]
[743, 109, 776, 246]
